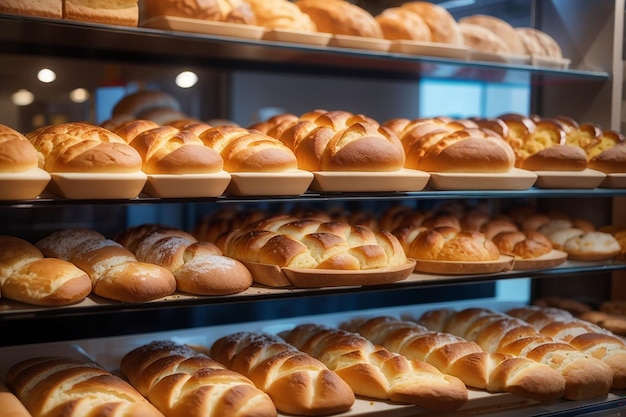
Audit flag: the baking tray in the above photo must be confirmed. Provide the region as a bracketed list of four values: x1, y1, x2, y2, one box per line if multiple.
[413, 255, 515, 275]
[48, 172, 147, 199]
[533, 168, 606, 189]
[0, 167, 50, 200]
[141, 16, 267, 40]
[142, 171, 231, 198]
[309, 169, 430, 192]
[511, 250, 568, 271]
[263, 29, 332, 46]
[427, 168, 537, 190]
[389, 40, 468, 60]
[225, 170, 313, 196]
[329, 34, 391, 52]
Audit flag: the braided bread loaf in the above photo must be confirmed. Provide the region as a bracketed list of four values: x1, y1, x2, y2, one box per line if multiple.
[36, 228, 176, 303]
[113, 121, 224, 175]
[415, 307, 614, 400]
[505, 306, 626, 389]
[120, 340, 276, 417]
[216, 215, 407, 270]
[198, 126, 297, 172]
[343, 316, 566, 402]
[209, 331, 355, 415]
[5, 356, 164, 417]
[26, 123, 143, 173]
[0, 235, 91, 306]
[280, 323, 468, 411]
[115, 224, 252, 295]
[262, 110, 405, 172]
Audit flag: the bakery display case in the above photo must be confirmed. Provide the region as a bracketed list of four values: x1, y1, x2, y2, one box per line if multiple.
[1, 0, 626, 416]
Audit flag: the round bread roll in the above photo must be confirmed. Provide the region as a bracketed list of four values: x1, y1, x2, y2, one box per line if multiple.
[143, 0, 256, 24]
[0, 124, 38, 173]
[516, 27, 563, 58]
[403, 226, 501, 262]
[588, 143, 626, 173]
[459, 15, 526, 55]
[245, 0, 316, 31]
[112, 90, 181, 118]
[492, 230, 553, 259]
[400, 1, 463, 45]
[459, 22, 509, 54]
[546, 227, 584, 250]
[296, 0, 383, 38]
[538, 218, 572, 236]
[375, 7, 431, 41]
[562, 231, 621, 261]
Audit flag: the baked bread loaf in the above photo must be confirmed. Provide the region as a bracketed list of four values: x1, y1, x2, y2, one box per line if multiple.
[0, 380, 31, 417]
[375, 7, 431, 41]
[245, 0, 315, 31]
[0, 124, 39, 173]
[280, 323, 468, 410]
[459, 14, 526, 55]
[588, 142, 626, 173]
[396, 226, 501, 262]
[115, 224, 252, 295]
[36, 228, 176, 303]
[534, 296, 593, 316]
[459, 22, 509, 54]
[114, 123, 224, 174]
[142, 0, 256, 24]
[415, 307, 614, 400]
[578, 310, 626, 337]
[561, 231, 621, 261]
[295, 0, 382, 38]
[63, 0, 139, 26]
[26, 122, 143, 174]
[5, 356, 164, 417]
[192, 207, 268, 243]
[209, 331, 355, 415]
[492, 230, 553, 259]
[0, 0, 62, 18]
[516, 27, 563, 58]
[0, 235, 91, 306]
[400, 2, 463, 45]
[218, 216, 408, 270]
[269, 110, 405, 172]
[120, 340, 277, 417]
[343, 316, 566, 402]
[198, 126, 297, 172]
[506, 306, 626, 388]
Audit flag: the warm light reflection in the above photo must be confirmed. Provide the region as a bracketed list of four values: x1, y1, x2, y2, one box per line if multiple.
[70, 88, 90, 103]
[175, 71, 198, 88]
[12, 89, 35, 106]
[37, 68, 56, 83]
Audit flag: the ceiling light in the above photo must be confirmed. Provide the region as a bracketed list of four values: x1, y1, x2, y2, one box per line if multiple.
[12, 89, 35, 106]
[37, 68, 56, 83]
[176, 71, 198, 88]
[70, 88, 90, 103]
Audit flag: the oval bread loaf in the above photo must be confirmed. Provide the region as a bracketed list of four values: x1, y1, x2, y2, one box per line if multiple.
[0, 124, 39, 173]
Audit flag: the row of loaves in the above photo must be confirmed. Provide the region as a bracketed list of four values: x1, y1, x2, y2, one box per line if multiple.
[141, 0, 563, 60]
[5, 302, 626, 417]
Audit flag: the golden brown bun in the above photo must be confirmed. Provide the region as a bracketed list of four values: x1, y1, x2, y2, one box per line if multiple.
[416, 307, 614, 400]
[121, 340, 277, 417]
[0, 380, 32, 417]
[516, 27, 563, 58]
[375, 7, 431, 41]
[588, 143, 626, 173]
[401, 226, 501, 262]
[459, 22, 509, 53]
[344, 316, 566, 402]
[519, 145, 588, 171]
[245, 0, 315, 30]
[506, 305, 626, 389]
[27, 122, 143, 173]
[5, 356, 164, 417]
[562, 231, 621, 261]
[63, 0, 138, 26]
[492, 230, 553, 258]
[36, 228, 176, 303]
[0, 124, 38, 173]
[584, 129, 624, 160]
[198, 126, 297, 172]
[117, 225, 253, 295]
[295, 0, 383, 38]
[125, 125, 224, 174]
[0, 0, 61, 18]
[210, 331, 355, 415]
[459, 15, 526, 55]
[143, 0, 256, 24]
[281, 323, 468, 411]
[400, 2, 463, 45]
[112, 90, 181, 118]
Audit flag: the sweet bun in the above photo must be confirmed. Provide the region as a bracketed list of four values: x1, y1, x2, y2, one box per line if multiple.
[0, 124, 38, 173]
[375, 7, 431, 41]
[588, 143, 626, 173]
[492, 230, 553, 258]
[562, 231, 621, 261]
[296, 0, 383, 38]
[459, 22, 509, 54]
[245, 0, 316, 31]
[400, 2, 463, 45]
[519, 145, 588, 171]
[459, 14, 525, 55]
[401, 226, 501, 262]
[143, 0, 256, 24]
